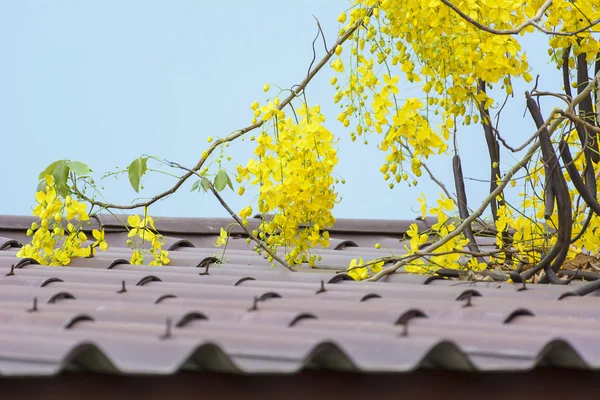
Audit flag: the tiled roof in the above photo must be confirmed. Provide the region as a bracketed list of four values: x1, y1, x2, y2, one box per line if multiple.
[0, 214, 599, 377]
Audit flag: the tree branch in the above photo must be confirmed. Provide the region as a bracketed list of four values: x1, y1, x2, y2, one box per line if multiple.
[72, 10, 371, 211]
[441, 0, 600, 36]
[165, 160, 294, 271]
[365, 68, 600, 282]
[367, 132, 545, 282]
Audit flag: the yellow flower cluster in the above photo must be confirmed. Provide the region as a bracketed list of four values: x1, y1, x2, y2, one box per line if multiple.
[17, 175, 107, 265]
[335, 1, 598, 277]
[546, 0, 600, 57]
[347, 257, 385, 281]
[236, 103, 338, 266]
[407, 195, 472, 274]
[126, 211, 170, 266]
[348, 193, 482, 280]
[331, 2, 544, 186]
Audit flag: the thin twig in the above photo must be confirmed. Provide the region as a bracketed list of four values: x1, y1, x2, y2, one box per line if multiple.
[558, 110, 600, 135]
[399, 142, 453, 200]
[165, 160, 293, 271]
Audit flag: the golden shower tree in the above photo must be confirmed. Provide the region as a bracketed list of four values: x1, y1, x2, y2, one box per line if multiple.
[19, 0, 600, 284]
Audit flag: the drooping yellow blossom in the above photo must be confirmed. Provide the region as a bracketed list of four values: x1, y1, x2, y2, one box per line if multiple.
[215, 227, 229, 247]
[237, 103, 338, 266]
[92, 229, 109, 251]
[17, 175, 93, 266]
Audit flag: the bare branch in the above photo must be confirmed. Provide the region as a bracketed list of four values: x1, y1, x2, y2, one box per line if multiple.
[165, 160, 294, 271]
[558, 110, 600, 134]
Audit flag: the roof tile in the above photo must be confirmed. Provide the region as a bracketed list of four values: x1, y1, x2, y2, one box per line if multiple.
[0, 214, 599, 377]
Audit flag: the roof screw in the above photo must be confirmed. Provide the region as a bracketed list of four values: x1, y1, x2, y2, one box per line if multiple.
[247, 296, 259, 312]
[463, 294, 473, 308]
[399, 321, 409, 337]
[316, 280, 327, 294]
[27, 297, 38, 313]
[160, 318, 172, 340]
[5, 264, 15, 277]
[117, 280, 127, 294]
[518, 280, 528, 292]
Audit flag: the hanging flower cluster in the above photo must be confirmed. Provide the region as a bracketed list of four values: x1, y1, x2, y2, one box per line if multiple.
[546, 1, 600, 56]
[347, 257, 385, 280]
[331, 2, 538, 187]
[16, 175, 107, 265]
[236, 103, 339, 267]
[16, 1, 600, 279]
[126, 211, 170, 266]
[334, 1, 598, 279]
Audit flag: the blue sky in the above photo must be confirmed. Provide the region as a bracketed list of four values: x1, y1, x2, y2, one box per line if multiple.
[0, 1, 561, 220]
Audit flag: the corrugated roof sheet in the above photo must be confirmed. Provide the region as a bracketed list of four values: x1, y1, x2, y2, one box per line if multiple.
[0, 214, 599, 376]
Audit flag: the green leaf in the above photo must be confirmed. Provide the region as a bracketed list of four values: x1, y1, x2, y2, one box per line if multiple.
[128, 156, 149, 193]
[214, 169, 229, 191]
[141, 157, 148, 175]
[226, 173, 233, 190]
[53, 161, 70, 197]
[36, 179, 45, 193]
[191, 179, 200, 192]
[38, 159, 87, 197]
[66, 160, 91, 176]
[201, 177, 211, 192]
[38, 160, 63, 180]
[53, 161, 69, 188]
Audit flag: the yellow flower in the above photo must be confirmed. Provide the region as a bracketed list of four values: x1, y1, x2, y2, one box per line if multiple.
[263, 84, 270, 92]
[214, 228, 228, 247]
[65, 200, 89, 221]
[239, 206, 252, 219]
[330, 59, 344, 72]
[35, 186, 57, 205]
[50, 249, 70, 266]
[92, 229, 108, 251]
[348, 267, 368, 281]
[130, 249, 144, 265]
[347, 258, 369, 280]
[149, 250, 170, 266]
[128, 214, 142, 228]
[370, 261, 385, 273]
[127, 214, 155, 240]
